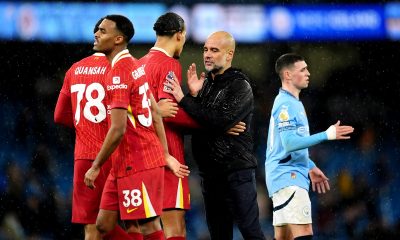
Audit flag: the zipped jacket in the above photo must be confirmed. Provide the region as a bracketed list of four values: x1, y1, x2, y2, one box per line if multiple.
[179, 67, 257, 174]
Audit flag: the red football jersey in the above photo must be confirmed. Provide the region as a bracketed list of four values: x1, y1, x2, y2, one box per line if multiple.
[56, 53, 109, 160]
[106, 49, 165, 178]
[139, 48, 199, 164]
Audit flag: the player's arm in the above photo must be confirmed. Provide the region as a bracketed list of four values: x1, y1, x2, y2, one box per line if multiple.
[280, 121, 354, 153]
[84, 108, 126, 189]
[158, 98, 244, 135]
[158, 98, 201, 130]
[308, 159, 316, 169]
[54, 69, 74, 128]
[158, 98, 178, 118]
[164, 75, 252, 132]
[280, 130, 327, 153]
[150, 94, 190, 178]
[309, 163, 330, 194]
[54, 92, 74, 128]
[157, 64, 200, 130]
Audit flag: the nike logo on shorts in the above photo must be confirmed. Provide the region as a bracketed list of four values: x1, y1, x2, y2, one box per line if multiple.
[127, 207, 138, 214]
[273, 191, 296, 212]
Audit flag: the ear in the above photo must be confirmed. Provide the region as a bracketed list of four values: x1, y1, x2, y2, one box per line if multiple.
[283, 69, 291, 80]
[115, 35, 124, 45]
[176, 31, 184, 42]
[226, 49, 234, 61]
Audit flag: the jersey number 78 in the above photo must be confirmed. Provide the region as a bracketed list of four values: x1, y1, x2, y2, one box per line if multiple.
[71, 83, 106, 125]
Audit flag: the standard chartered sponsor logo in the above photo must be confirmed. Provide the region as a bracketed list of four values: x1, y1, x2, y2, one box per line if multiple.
[107, 84, 128, 90]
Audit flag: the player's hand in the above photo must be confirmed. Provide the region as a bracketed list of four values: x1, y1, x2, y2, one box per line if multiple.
[227, 121, 246, 136]
[165, 154, 190, 178]
[84, 165, 100, 189]
[163, 73, 185, 102]
[309, 167, 330, 194]
[326, 120, 354, 140]
[158, 99, 178, 118]
[187, 63, 205, 97]
[334, 120, 354, 139]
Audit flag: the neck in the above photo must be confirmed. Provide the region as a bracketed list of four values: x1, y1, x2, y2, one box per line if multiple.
[107, 45, 127, 62]
[154, 38, 175, 57]
[211, 65, 231, 79]
[282, 84, 300, 99]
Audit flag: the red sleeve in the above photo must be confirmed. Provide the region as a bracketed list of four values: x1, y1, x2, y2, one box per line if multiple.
[157, 60, 200, 130]
[54, 69, 74, 128]
[164, 107, 200, 129]
[54, 92, 74, 128]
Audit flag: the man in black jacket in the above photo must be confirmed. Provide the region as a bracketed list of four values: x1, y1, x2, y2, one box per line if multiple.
[164, 31, 265, 240]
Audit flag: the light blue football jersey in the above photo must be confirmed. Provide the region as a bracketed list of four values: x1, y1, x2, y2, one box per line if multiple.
[265, 88, 327, 197]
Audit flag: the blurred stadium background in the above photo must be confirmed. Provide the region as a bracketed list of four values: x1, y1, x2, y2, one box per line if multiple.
[0, 0, 399, 239]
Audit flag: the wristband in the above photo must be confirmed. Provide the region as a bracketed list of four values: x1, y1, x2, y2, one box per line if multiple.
[325, 125, 336, 140]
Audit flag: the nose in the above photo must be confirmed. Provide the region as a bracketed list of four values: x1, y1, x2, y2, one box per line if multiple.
[204, 50, 211, 58]
[94, 30, 100, 39]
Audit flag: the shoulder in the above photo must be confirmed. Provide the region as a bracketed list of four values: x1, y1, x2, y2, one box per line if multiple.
[151, 53, 180, 69]
[114, 56, 135, 69]
[274, 95, 296, 109]
[273, 98, 299, 120]
[228, 71, 252, 94]
[228, 68, 250, 80]
[226, 68, 251, 86]
[80, 54, 108, 65]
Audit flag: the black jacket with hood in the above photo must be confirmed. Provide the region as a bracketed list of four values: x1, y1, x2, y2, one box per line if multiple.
[179, 67, 257, 175]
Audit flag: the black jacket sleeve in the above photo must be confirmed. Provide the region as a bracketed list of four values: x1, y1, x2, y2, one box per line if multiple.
[179, 78, 253, 132]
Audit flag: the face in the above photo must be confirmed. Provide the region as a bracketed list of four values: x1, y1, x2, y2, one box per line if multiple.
[174, 28, 187, 59]
[288, 60, 310, 90]
[203, 35, 232, 75]
[93, 19, 120, 54]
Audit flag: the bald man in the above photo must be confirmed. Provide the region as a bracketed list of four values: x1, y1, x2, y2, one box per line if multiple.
[164, 31, 265, 239]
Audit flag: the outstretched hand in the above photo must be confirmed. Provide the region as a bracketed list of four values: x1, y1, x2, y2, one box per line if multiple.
[165, 154, 190, 178]
[326, 120, 354, 140]
[334, 120, 354, 139]
[309, 167, 330, 194]
[187, 63, 205, 96]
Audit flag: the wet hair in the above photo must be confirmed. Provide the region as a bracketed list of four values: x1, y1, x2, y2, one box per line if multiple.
[275, 53, 304, 77]
[104, 14, 135, 43]
[153, 12, 184, 37]
[93, 17, 105, 33]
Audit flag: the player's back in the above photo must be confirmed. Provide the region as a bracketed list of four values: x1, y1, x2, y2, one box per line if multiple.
[63, 53, 110, 160]
[139, 49, 182, 101]
[106, 51, 165, 177]
[139, 49, 200, 164]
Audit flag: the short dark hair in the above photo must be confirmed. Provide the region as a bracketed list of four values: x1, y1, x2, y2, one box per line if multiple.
[93, 17, 105, 33]
[275, 53, 304, 77]
[104, 14, 135, 43]
[153, 12, 184, 37]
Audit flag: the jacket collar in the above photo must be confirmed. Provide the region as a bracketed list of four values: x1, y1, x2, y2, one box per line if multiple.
[207, 67, 234, 81]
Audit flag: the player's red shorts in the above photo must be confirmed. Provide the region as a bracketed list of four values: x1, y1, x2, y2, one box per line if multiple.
[163, 169, 190, 210]
[72, 159, 112, 224]
[100, 166, 164, 220]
